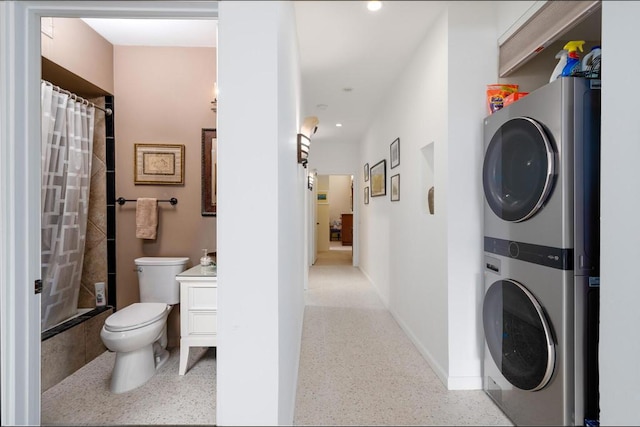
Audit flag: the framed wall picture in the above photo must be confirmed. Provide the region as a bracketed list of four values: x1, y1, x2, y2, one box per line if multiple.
[370, 159, 386, 197]
[364, 186, 369, 205]
[134, 143, 185, 185]
[390, 137, 400, 169]
[317, 191, 328, 204]
[201, 128, 217, 216]
[391, 173, 400, 201]
[364, 163, 369, 182]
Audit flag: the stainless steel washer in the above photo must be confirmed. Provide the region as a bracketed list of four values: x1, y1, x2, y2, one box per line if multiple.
[483, 250, 576, 425]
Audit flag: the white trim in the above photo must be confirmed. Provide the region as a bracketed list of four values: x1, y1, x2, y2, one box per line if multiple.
[0, 2, 218, 424]
[1, 2, 41, 423]
[388, 306, 449, 388]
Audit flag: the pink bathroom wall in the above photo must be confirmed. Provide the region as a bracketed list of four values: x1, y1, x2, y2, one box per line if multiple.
[114, 45, 217, 346]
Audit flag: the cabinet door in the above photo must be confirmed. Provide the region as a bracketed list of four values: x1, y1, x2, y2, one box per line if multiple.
[188, 286, 217, 310]
[341, 214, 353, 246]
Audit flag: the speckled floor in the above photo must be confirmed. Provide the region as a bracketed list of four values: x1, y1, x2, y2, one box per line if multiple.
[42, 256, 512, 426]
[41, 346, 216, 425]
[293, 260, 513, 426]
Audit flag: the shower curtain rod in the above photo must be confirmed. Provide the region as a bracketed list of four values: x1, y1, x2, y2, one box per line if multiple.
[42, 80, 113, 116]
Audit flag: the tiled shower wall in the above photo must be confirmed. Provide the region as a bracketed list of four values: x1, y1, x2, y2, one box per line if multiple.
[79, 96, 108, 307]
[41, 95, 116, 392]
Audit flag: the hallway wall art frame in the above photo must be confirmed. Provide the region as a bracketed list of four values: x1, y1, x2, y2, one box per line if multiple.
[390, 137, 400, 169]
[391, 173, 400, 201]
[370, 159, 386, 197]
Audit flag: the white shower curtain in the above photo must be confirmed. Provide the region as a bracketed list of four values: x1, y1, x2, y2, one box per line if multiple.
[40, 82, 95, 330]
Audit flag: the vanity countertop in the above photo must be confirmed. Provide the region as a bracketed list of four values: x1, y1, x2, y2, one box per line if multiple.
[177, 264, 217, 279]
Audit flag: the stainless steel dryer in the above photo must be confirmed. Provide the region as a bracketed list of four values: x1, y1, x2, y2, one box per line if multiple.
[482, 77, 601, 426]
[482, 77, 601, 253]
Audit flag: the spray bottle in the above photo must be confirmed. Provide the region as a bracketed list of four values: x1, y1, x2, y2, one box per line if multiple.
[549, 48, 568, 83]
[560, 40, 585, 77]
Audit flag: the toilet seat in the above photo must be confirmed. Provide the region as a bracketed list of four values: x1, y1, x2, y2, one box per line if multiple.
[105, 302, 168, 332]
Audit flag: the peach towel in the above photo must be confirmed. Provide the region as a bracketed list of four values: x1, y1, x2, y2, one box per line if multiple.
[136, 198, 158, 239]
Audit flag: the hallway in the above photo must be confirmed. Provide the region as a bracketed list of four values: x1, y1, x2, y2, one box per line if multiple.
[293, 251, 512, 425]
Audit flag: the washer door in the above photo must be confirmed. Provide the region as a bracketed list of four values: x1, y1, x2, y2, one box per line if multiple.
[483, 117, 555, 222]
[483, 279, 555, 391]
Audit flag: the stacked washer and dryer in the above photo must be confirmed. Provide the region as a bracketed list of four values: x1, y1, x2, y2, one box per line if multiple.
[481, 77, 601, 426]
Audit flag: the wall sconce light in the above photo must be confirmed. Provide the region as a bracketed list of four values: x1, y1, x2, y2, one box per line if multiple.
[298, 133, 311, 167]
[298, 116, 318, 168]
[211, 82, 218, 113]
[307, 171, 315, 191]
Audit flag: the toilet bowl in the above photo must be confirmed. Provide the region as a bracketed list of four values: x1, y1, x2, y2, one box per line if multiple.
[100, 256, 189, 393]
[100, 302, 171, 393]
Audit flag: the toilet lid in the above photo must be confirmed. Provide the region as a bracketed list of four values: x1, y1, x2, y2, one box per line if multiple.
[105, 302, 168, 332]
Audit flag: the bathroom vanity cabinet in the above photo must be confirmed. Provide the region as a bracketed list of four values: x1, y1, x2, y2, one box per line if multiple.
[176, 264, 217, 375]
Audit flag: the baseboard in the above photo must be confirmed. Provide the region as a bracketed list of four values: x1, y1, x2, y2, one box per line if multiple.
[447, 375, 483, 390]
[388, 306, 449, 387]
[358, 267, 389, 307]
[359, 267, 482, 390]
[388, 307, 483, 391]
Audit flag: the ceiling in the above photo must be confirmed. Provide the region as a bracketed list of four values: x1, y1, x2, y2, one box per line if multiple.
[81, 18, 217, 47]
[294, 1, 445, 146]
[82, 1, 446, 146]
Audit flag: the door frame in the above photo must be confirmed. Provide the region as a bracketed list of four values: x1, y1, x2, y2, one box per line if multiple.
[308, 172, 359, 267]
[0, 2, 218, 424]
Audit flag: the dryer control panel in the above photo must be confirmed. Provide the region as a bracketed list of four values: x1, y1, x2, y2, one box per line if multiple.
[484, 236, 573, 270]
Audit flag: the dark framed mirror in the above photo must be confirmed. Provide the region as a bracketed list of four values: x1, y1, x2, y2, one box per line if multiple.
[202, 128, 217, 216]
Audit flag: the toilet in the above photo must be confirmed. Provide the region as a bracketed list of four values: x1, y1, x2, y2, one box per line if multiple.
[100, 256, 189, 393]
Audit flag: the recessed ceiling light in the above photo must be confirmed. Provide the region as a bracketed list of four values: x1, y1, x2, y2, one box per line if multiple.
[367, 1, 382, 12]
[336, 123, 343, 127]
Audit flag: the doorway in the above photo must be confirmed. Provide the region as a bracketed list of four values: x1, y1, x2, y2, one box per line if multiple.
[40, 15, 218, 425]
[314, 174, 353, 266]
[1, 2, 218, 425]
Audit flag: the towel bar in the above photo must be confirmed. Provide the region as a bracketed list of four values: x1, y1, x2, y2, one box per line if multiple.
[116, 197, 178, 206]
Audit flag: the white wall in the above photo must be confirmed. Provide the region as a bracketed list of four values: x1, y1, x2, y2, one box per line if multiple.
[276, 1, 305, 422]
[599, 2, 640, 425]
[445, 1, 498, 388]
[217, 2, 303, 425]
[359, 7, 450, 380]
[309, 138, 358, 175]
[358, 2, 498, 389]
[328, 175, 352, 223]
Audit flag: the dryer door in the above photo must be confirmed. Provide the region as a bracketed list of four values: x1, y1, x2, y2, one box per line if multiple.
[483, 279, 555, 391]
[483, 117, 555, 222]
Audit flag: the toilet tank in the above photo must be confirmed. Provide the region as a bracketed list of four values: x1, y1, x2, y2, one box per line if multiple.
[135, 257, 189, 304]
